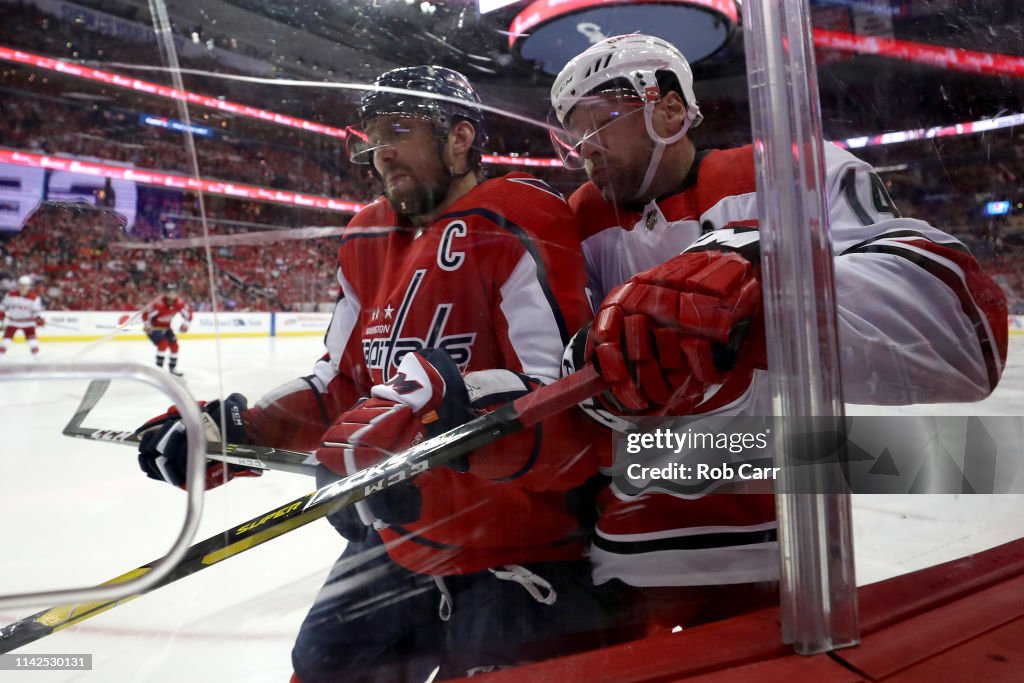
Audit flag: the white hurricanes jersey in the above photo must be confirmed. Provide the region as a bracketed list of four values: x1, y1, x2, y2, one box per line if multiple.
[569, 142, 1008, 587]
[1, 290, 44, 328]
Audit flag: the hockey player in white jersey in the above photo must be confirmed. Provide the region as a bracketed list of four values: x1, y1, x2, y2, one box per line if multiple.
[0, 276, 46, 360]
[549, 34, 1009, 636]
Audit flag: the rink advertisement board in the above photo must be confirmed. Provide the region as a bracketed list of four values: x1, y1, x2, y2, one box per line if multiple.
[274, 312, 333, 337]
[186, 312, 271, 337]
[27, 311, 331, 340]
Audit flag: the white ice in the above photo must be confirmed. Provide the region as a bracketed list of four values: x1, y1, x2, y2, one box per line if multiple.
[0, 335, 1022, 682]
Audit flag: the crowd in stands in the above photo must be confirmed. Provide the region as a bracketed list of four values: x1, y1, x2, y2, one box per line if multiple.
[0, 202, 340, 313]
[1, 0, 1022, 315]
[0, 78, 375, 200]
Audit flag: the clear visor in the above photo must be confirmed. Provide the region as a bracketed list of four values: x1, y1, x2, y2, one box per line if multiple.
[548, 94, 646, 170]
[346, 115, 437, 164]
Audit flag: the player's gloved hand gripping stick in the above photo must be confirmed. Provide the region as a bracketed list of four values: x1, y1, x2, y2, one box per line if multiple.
[0, 364, 606, 654]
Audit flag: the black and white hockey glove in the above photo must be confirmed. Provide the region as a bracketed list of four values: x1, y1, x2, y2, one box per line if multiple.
[136, 394, 262, 490]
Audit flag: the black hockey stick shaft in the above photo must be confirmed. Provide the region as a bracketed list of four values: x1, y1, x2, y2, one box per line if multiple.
[0, 365, 606, 653]
[61, 380, 320, 476]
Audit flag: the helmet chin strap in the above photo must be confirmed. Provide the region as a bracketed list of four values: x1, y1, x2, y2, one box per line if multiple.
[634, 104, 698, 201]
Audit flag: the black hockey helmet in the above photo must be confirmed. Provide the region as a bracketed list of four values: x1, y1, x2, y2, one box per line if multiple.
[348, 65, 488, 164]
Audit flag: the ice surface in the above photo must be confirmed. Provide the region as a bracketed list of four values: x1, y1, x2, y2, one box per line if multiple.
[0, 335, 1021, 682]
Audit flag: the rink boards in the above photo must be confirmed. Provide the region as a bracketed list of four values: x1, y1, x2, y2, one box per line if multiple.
[10, 311, 1023, 343]
[12, 311, 333, 341]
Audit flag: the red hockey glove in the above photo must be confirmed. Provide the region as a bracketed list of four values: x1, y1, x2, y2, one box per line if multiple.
[135, 394, 262, 490]
[316, 349, 471, 532]
[35, 316, 45, 327]
[588, 249, 764, 413]
[179, 322, 190, 333]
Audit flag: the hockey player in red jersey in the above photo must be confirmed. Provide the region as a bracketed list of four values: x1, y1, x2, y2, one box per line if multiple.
[0, 275, 46, 360]
[549, 35, 1009, 634]
[135, 66, 612, 681]
[142, 283, 192, 377]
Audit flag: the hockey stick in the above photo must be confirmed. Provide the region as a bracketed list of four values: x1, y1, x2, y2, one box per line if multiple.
[0, 365, 606, 653]
[61, 379, 320, 476]
[40, 321, 80, 331]
[75, 299, 159, 357]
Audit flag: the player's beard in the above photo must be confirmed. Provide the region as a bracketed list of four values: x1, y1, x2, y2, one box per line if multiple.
[587, 148, 649, 206]
[384, 168, 452, 222]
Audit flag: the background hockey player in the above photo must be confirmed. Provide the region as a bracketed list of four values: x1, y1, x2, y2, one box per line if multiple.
[0, 275, 46, 361]
[142, 283, 192, 377]
[135, 66, 614, 681]
[549, 34, 1009, 635]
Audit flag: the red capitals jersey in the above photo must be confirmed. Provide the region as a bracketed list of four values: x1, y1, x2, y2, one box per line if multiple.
[247, 173, 598, 575]
[143, 296, 192, 330]
[570, 143, 1007, 587]
[1, 290, 43, 328]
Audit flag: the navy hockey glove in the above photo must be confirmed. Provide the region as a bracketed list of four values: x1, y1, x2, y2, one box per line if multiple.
[136, 394, 263, 490]
[316, 349, 471, 531]
[587, 249, 764, 413]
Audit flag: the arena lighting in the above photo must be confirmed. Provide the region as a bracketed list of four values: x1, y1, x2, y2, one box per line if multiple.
[479, 0, 521, 12]
[0, 46, 350, 140]
[140, 114, 214, 138]
[0, 44, 558, 168]
[3, 32, 1022, 167]
[984, 200, 1011, 216]
[833, 112, 1024, 150]
[0, 149, 366, 214]
[812, 29, 1024, 78]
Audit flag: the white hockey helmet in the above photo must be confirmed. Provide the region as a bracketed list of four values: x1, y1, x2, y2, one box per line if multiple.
[550, 34, 703, 199]
[551, 33, 703, 129]
[18, 275, 32, 288]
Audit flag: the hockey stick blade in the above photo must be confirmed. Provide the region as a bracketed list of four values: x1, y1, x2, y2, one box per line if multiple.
[0, 365, 605, 653]
[62, 380, 320, 476]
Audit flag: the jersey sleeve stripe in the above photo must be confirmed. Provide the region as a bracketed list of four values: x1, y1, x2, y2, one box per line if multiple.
[498, 253, 565, 381]
[298, 374, 331, 428]
[320, 269, 361, 380]
[594, 525, 778, 554]
[842, 239, 1003, 391]
[440, 207, 572, 345]
[492, 425, 543, 482]
[339, 226, 403, 245]
[839, 229, 971, 257]
[839, 166, 876, 226]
